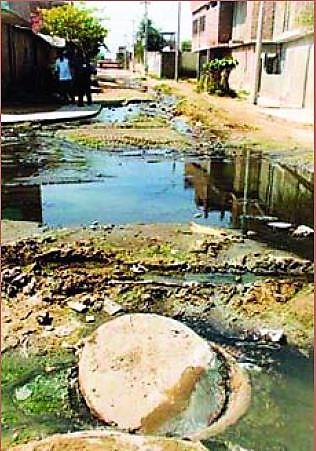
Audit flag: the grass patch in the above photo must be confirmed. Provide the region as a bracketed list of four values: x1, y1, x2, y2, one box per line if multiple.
[174, 97, 228, 139]
[153, 82, 173, 95]
[2, 351, 76, 447]
[60, 129, 189, 151]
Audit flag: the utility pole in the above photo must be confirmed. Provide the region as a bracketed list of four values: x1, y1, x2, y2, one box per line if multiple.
[132, 19, 136, 72]
[141, 0, 150, 76]
[251, 0, 265, 104]
[174, 1, 181, 81]
[123, 34, 128, 70]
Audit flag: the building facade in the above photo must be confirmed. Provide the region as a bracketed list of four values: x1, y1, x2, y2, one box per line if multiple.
[191, 1, 314, 108]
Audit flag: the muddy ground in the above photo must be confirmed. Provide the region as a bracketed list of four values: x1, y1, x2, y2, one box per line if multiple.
[1, 221, 313, 448]
[149, 79, 314, 163]
[2, 223, 313, 358]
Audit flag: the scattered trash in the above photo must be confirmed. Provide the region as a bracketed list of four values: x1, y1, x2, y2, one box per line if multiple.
[85, 315, 95, 323]
[292, 225, 314, 237]
[15, 385, 32, 401]
[36, 311, 53, 326]
[258, 328, 286, 343]
[267, 222, 292, 229]
[67, 301, 88, 313]
[238, 362, 262, 372]
[103, 297, 123, 316]
[131, 264, 147, 274]
[54, 325, 75, 338]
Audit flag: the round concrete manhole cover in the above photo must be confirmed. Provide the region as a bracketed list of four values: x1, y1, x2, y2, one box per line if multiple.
[78, 314, 249, 437]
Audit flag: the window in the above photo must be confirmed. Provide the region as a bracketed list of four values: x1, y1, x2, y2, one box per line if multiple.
[199, 15, 206, 32]
[264, 47, 285, 75]
[193, 19, 198, 35]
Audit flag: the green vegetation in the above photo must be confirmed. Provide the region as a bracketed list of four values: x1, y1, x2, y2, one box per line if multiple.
[181, 40, 192, 52]
[2, 351, 76, 447]
[126, 242, 192, 263]
[236, 89, 250, 100]
[16, 372, 69, 415]
[174, 97, 228, 139]
[134, 18, 165, 61]
[197, 58, 239, 97]
[120, 114, 169, 129]
[62, 129, 188, 150]
[39, 4, 107, 55]
[154, 83, 173, 95]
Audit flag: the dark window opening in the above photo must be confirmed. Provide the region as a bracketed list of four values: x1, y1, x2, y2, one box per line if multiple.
[193, 19, 198, 35]
[199, 15, 206, 32]
[264, 48, 285, 75]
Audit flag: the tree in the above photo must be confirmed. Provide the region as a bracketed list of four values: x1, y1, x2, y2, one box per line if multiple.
[136, 18, 165, 52]
[39, 4, 107, 56]
[134, 40, 144, 63]
[181, 40, 192, 52]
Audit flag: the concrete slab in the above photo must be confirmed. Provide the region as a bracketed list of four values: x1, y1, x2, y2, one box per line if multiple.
[1, 104, 102, 124]
[9, 430, 209, 451]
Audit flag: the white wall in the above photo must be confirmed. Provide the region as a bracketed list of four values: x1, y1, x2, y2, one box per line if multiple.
[148, 52, 162, 77]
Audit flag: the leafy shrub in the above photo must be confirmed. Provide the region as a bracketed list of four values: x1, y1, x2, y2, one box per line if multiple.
[198, 57, 239, 97]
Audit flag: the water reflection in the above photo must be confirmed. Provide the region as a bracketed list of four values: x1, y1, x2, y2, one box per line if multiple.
[185, 160, 233, 222]
[2, 185, 43, 223]
[185, 151, 313, 229]
[1, 141, 313, 240]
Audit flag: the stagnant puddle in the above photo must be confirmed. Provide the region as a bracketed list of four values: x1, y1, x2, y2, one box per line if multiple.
[186, 320, 314, 451]
[2, 135, 313, 258]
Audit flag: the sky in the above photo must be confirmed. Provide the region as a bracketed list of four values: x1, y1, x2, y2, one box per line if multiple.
[84, 1, 192, 56]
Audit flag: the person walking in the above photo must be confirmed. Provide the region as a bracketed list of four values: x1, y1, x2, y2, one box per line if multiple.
[55, 51, 75, 104]
[73, 50, 95, 107]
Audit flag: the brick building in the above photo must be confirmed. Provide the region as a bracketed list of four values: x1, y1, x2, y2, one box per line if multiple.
[191, 1, 313, 108]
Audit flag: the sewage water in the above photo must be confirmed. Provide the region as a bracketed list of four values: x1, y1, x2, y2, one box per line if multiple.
[2, 136, 313, 258]
[186, 319, 314, 451]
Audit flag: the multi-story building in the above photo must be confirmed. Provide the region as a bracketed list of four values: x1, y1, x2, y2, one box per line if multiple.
[191, 1, 313, 108]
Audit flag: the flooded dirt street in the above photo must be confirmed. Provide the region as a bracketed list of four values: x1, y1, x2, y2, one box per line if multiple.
[1, 100, 314, 451]
[1, 123, 313, 258]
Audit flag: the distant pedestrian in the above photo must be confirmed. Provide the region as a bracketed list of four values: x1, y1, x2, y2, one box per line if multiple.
[55, 51, 75, 104]
[73, 50, 96, 107]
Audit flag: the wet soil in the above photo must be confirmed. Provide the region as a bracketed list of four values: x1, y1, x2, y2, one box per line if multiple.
[150, 79, 314, 165]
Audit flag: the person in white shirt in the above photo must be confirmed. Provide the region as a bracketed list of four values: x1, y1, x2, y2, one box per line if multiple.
[55, 51, 75, 104]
